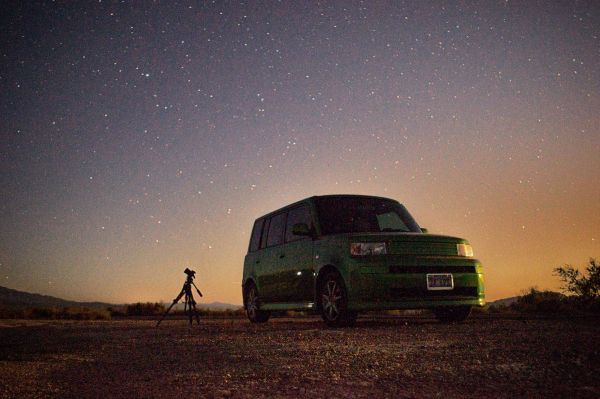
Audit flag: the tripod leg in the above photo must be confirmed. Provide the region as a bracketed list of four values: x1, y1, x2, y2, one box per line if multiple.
[156, 301, 177, 327]
[190, 301, 200, 325]
[186, 294, 193, 326]
[187, 293, 200, 325]
[156, 289, 185, 327]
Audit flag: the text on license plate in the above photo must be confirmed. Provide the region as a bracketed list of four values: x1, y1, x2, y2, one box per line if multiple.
[426, 273, 454, 290]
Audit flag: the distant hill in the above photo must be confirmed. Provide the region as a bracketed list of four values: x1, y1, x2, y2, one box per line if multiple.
[488, 296, 519, 308]
[0, 286, 242, 311]
[0, 286, 114, 310]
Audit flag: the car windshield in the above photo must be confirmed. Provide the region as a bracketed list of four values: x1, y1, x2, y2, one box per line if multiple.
[316, 197, 422, 235]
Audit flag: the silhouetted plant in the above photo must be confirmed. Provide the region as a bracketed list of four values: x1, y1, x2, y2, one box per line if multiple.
[107, 306, 126, 317]
[553, 258, 600, 312]
[554, 258, 600, 300]
[26, 307, 56, 319]
[511, 288, 565, 313]
[125, 302, 165, 316]
[9, 307, 112, 320]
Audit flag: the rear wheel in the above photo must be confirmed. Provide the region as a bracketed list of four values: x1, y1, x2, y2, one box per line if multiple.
[433, 305, 471, 323]
[319, 272, 357, 327]
[245, 284, 270, 323]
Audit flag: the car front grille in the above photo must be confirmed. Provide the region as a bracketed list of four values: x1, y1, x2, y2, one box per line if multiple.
[388, 242, 458, 256]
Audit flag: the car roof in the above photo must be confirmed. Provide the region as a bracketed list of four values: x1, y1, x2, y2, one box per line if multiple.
[255, 194, 400, 220]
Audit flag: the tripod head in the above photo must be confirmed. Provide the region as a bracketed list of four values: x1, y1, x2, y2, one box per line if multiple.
[183, 268, 202, 297]
[184, 267, 196, 283]
[183, 268, 199, 287]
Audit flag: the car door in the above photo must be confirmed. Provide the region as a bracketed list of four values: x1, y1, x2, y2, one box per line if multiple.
[280, 205, 314, 303]
[256, 212, 287, 302]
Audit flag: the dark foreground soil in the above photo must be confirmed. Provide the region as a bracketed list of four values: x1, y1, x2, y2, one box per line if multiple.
[1, 314, 599, 398]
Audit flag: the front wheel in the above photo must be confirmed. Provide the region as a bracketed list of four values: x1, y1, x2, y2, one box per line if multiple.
[245, 284, 270, 323]
[433, 305, 472, 323]
[319, 272, 357, 327]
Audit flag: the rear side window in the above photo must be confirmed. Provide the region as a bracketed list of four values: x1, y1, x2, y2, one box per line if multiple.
[285, 205, 311, 242]
[260, 218, 270, 249]
[266, 213, 287, 247]
[248, 219, 264, 252]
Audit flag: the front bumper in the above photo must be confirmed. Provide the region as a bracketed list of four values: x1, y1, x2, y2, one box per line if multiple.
[346, 257, 485, 310]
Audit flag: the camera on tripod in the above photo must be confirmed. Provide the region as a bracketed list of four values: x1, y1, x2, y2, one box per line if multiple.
[184, 268, 196, 279]
[156, 268, 203, 327]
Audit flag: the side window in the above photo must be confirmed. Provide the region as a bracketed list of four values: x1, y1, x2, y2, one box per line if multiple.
[260, 218, 270, 249]
[266, 213, 286, 247]
[248, 219, 264, 252]
[285, 205, 312, 242]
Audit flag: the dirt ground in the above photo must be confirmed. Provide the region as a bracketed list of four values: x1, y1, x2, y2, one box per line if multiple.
[0, 314, 599, 398]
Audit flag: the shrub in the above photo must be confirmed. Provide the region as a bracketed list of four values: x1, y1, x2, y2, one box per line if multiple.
[510, 288, 565, 313]
[25, 307, 57, 319]
[554, 258, 600, 302]
[59, 307, 111, 320]
[125, 302, 165, 316]
[13, 307, 112, 320]
[107, 306, 126, 317]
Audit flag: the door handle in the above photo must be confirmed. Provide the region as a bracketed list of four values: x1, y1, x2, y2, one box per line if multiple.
[279, 254, 285, 259]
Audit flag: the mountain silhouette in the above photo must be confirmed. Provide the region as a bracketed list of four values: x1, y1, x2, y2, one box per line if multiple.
[0, 286, 114, 309]
[0, 286, 241, 311]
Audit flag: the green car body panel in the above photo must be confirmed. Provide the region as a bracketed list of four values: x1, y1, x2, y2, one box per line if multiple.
[242, 195, 485, 317]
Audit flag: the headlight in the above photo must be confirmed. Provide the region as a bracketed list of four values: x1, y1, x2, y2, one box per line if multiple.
[457, 243, 474, 257]
[350, 242, 387, 256]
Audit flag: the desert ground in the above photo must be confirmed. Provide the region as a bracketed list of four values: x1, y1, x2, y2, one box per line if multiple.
[1, 314, 599, 398]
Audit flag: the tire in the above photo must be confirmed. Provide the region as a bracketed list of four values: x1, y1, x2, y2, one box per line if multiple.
[245, 284, 270, 323]
[433, 305, 472, 323]
[319, 272, 357, 327]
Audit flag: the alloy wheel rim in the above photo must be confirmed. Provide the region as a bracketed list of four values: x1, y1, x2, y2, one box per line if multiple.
[322, 279, 342, 320]
[247, 288, 257, 318]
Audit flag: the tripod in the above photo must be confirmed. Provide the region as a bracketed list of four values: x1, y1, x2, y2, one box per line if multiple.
[156, 268, 203, 326]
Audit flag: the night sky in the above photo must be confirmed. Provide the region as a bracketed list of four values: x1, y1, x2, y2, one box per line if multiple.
[1, 1, 599, 305]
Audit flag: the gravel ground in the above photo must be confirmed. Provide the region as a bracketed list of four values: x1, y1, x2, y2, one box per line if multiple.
[1, 315, 599, 398]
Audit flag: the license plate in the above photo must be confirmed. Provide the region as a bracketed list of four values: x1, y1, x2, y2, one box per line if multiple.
[426, 273, 454, 290]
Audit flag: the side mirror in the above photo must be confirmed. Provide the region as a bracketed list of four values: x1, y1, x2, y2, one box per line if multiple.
[292, 223, 312, 236]
[421, 227, 428, 234]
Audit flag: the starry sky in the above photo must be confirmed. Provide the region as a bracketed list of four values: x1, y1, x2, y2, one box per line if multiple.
[1, 1, 599, 305]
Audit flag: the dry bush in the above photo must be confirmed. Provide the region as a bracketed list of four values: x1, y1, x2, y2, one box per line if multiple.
[1, 307, 113, 320]
[554, 258, 600, 312]
[0, 307, 25, 319]
[59, 307, 111, 320]
[510, 288, 566, 313]
[125, 302, 165, 316]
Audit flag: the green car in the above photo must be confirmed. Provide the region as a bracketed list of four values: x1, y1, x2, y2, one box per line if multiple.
[242, 195, 484, 326]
